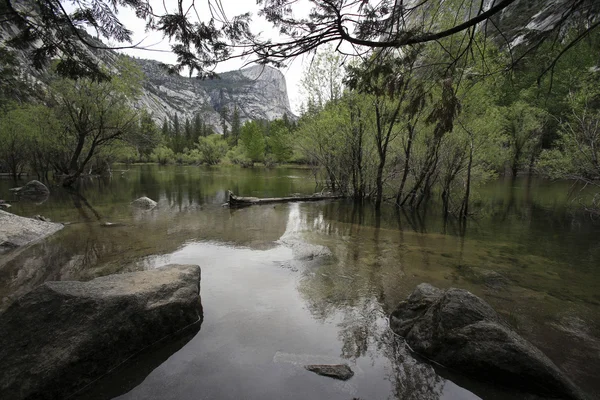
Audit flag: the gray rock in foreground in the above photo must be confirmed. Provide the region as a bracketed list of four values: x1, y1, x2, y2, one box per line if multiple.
[130, 196, 157, 210]
[390, 284, 585, 400]
[305, 364, 354, 380]
[0, 264, 203, 400]
[0, 210, 63, 252]
[9, 180, 50, 201]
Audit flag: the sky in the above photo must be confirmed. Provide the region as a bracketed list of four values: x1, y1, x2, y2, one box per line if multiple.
[110, 0, 315, 113]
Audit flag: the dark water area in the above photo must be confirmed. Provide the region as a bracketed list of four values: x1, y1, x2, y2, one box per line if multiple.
[1, 165, 599, 400]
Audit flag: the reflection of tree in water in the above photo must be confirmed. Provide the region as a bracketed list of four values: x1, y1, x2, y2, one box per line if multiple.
[337, 297, 385, 360]
[294, 208, 449, 400]
[298, 271, 448, 400]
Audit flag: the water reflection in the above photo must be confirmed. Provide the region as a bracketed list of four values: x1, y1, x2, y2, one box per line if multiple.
[1, 167, 599, 399]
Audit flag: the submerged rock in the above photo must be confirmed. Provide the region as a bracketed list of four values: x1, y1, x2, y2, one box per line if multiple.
[305, 364, 354, 380]
[390, 284, 585, 400]
[9, 180, 50, 201]
[130, 196, 157, 210]
[0, 210, 63, 253]
[0, 264, 202, 400]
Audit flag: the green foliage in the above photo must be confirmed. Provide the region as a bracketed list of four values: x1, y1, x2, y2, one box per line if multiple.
[151, 145, 176, 165]
[226, 145, 252, 167]
[537, 71, 600, 180]
[500, 100, 548, 176]
[0, 105, 36, 179]
[240, 120, 265, 164]
[229, 105, 241, 146]
[196, 135, 229, 165]
[300, 45, 344, 110]
[267, 120, 293, 163]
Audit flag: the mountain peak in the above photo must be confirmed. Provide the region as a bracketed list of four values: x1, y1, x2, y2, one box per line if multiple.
[134, 59, 294, 132]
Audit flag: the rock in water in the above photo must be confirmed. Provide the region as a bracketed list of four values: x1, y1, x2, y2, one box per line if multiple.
[130, 196, 157, 210]
[0, 264, 202, 400]
[390, 284, 585, 400]
[305, 364, 354, 381]
[0, 210, 63, 252]
[9, 180, 50, 201]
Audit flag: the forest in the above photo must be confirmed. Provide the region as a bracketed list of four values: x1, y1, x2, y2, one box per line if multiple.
[1, 1, 599, 217]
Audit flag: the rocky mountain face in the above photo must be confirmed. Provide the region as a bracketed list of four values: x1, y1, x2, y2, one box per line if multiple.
[135, 59, 295, 133]
[0, 23, 294, 134]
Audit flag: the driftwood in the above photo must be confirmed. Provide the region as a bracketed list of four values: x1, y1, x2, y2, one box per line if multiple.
[227, 190, 343, 208]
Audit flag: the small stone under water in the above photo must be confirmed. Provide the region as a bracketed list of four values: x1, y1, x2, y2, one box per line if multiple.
[305, 364, 354, 381]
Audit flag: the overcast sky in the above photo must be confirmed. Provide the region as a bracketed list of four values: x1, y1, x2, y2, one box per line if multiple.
[110, 1, 314, 113]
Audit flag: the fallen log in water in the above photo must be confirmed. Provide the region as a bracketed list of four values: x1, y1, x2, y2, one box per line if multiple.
[227, 190, 344, 208]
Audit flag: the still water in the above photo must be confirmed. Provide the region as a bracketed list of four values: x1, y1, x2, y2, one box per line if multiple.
[1, 165, 599, 400]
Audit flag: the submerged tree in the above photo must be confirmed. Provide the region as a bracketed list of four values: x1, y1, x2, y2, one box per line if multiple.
[49, 59, 142, 186]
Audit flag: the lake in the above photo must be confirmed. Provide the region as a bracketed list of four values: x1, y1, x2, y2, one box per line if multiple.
[1, 165, 599, 400]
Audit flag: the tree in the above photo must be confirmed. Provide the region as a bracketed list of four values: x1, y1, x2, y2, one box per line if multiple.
[267, 119, 293, 163]
[170, 113, 183, 153]
[0, 105, 36, 181]
[4, 1, 597, 80]
[1, 0, 252, 79]
[501, 101, 547, 178]
[130, 110, 161, 160]
[196, 135, 228, 165]
[220, 105, 229, 138]
[184, 117, 193, 148]
[240, 120, 265, 164]
[162, 118, 170, 138]
[538, 71, 600, 181]
[151, 145, 175, 165]
[49, 58, 142, 186]
[230, 105, 241, 146]
[299, 45, 344, 110]
[193, 113, 204, 142]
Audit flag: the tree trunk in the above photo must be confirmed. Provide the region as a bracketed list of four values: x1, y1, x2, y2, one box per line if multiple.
[396, 124, 415, 206]
[460, 137, 474, 220]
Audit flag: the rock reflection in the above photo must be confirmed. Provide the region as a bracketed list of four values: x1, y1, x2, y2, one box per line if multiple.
[72, 322, 201, 400]
[0, 203, 290, 311]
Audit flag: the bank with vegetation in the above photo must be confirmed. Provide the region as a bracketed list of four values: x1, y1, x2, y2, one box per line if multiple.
[1, 15, 599, 219]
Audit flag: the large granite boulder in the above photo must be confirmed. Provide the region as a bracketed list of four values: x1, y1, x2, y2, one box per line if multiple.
[0, 264, 202, 400]
[0, 210, 63, 253]
[390, 284, 585, 400]
[9, 180, 50, 201]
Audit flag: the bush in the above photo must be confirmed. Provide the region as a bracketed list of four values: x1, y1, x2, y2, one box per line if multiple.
[226, 145, 253, 167]
[196, 134, 228, 165]
[150, 145, 175, 165]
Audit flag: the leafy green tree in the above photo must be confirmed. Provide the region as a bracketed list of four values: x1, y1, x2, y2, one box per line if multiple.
[4, 0, 596, 83]
[538, 71, 600, 181]
[299, 45, 344, 110]
[240, 120, 265, 164]
[0, 105, 36, 180]
[128, 110, 161, 160]
[151, 145, 175, 165]
[49, 58, 142, 186]
[196, 135, 229, 165]
[267, 119, 293, 163]
[501, 101, 547, 178]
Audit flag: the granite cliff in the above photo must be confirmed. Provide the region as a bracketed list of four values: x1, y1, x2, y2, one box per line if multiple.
[134, 59, 294, 133]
